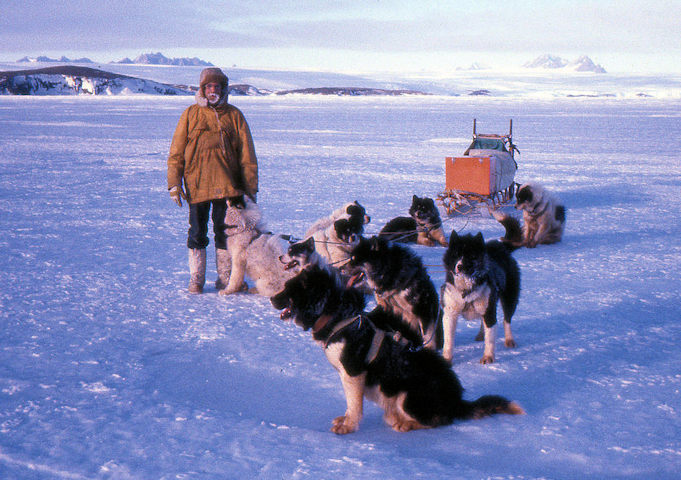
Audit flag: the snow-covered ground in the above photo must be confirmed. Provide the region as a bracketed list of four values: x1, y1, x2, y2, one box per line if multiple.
[3, 61, 681, 98]
[1, 93, 680, 479]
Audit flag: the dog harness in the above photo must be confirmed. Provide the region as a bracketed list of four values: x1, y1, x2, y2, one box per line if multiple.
[313, 314, 385, 365]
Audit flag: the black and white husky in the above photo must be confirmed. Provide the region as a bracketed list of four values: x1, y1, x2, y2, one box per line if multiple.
[379, 195, 448, 247]
[440, 230, 521, 364]
[278, 237, 330, 275]
[304, 201, 371, 239]
[271, 265, 524, 434]
[494, 183, 566, 248]
[218, 198, 294, 296]
[310, 210, 369, 272]
[348, 236, 442, 349]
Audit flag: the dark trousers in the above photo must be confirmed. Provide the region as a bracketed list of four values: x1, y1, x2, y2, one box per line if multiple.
[187, 199, 228, 250]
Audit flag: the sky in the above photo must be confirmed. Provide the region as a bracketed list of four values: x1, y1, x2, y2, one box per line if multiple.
[2, 0, 680, 74]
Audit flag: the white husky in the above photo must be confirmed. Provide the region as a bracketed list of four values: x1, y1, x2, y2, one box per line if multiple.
[219, 198, 294, 296]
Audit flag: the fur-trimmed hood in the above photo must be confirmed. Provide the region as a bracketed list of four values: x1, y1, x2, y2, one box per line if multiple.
[196, 67, 229, 107]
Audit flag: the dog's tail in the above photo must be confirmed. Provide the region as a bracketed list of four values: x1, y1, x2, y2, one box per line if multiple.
[463, 395, 525, 419]
[491, 211, 523, 250]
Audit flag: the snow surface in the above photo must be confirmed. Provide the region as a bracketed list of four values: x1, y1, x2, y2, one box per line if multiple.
[1, 92, 681, 479]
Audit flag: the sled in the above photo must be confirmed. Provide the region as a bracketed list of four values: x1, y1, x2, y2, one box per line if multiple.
[437, 119, 519, 215]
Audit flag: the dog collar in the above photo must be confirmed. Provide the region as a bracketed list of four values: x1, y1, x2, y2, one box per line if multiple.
[312, 314, 334, 334]
[531, 202, 550, 217]
[319, 315, 362, 347]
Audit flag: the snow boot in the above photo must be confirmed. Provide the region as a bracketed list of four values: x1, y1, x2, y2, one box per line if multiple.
[188, 248, 206, 294]
[215, 247, 231, 290]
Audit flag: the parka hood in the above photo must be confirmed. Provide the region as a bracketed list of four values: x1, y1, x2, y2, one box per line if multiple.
[196, 67, 229, 107]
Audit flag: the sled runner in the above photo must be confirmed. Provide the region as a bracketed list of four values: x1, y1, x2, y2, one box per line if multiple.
[437, 119, 518, 215]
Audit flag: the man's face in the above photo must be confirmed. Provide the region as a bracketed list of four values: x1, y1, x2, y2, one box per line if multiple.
[205, 82, 222, 104]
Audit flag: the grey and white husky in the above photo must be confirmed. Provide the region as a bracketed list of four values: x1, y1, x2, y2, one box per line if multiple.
[494, 183, 566, 248]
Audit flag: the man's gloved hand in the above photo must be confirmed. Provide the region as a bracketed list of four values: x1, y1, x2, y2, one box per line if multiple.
[169, 185, 187, 207]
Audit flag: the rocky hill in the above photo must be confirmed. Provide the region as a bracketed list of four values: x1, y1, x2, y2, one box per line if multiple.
[0, 66, 427, 97]
[0, 66, 192, 96]
[275, 86, 428, 96]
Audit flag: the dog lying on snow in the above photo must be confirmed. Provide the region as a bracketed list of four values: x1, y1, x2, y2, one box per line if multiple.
[379, 195, 448, 247]
[347, 236, 442, 350]
[494, 183, 566, 248]
[271, 265, 524, 434]
[218, 197, 295, 296]
[304, 201, 371, 239]
[440, 230, 521, 364]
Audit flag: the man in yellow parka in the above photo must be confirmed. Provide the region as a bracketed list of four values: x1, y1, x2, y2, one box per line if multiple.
[167, 67, 258, 294]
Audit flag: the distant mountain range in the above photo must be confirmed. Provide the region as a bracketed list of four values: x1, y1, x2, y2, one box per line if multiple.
[17, 52, 214, 67]
[112, 52, 213, 67]
[15, 52, 607, 73]
[17, 55, 95, 64]
[523, 54, 606, 73]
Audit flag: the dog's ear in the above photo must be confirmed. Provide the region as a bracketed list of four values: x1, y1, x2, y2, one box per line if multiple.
[517, 185, 532, 204]
[448, 229, 459, 247]
[303, 236, 315, 250]
[474, 232, 485, 246]
[412, 194, 418, 202]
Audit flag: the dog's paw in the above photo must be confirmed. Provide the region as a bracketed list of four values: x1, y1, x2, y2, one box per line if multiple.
[218, 283, 249, 296]
[441, 350, 453, 364]
[505, 339, 517, 348]
[480, 354, 495, 364]
[331, 415, 358, 435]
[390, 418, 424, 432]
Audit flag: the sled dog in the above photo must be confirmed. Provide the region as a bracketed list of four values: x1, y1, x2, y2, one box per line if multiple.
[304, 201, 371, 239]
[379, 195, 448, 247]
[219, 198, 294, 296]
[311, 216, 366, 272]
[271, 266, 524, 434]
[495, 183, 565, 248]
[279, 237, 330, 275]
[440, 230, 521, 364]
[348, 236, 441, 349]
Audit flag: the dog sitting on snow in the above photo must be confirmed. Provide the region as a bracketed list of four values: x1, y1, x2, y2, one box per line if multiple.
[494, 183, 566, 248]
[271, 265, 524, 434]
[218, 197, 295, 296]
[307, 201, 370, 272]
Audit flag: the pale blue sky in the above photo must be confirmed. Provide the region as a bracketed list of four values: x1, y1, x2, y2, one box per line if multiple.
[2, 0, 679, 73]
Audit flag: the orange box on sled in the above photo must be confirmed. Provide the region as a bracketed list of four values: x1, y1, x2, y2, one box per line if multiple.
[445, 156, 495, 196]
